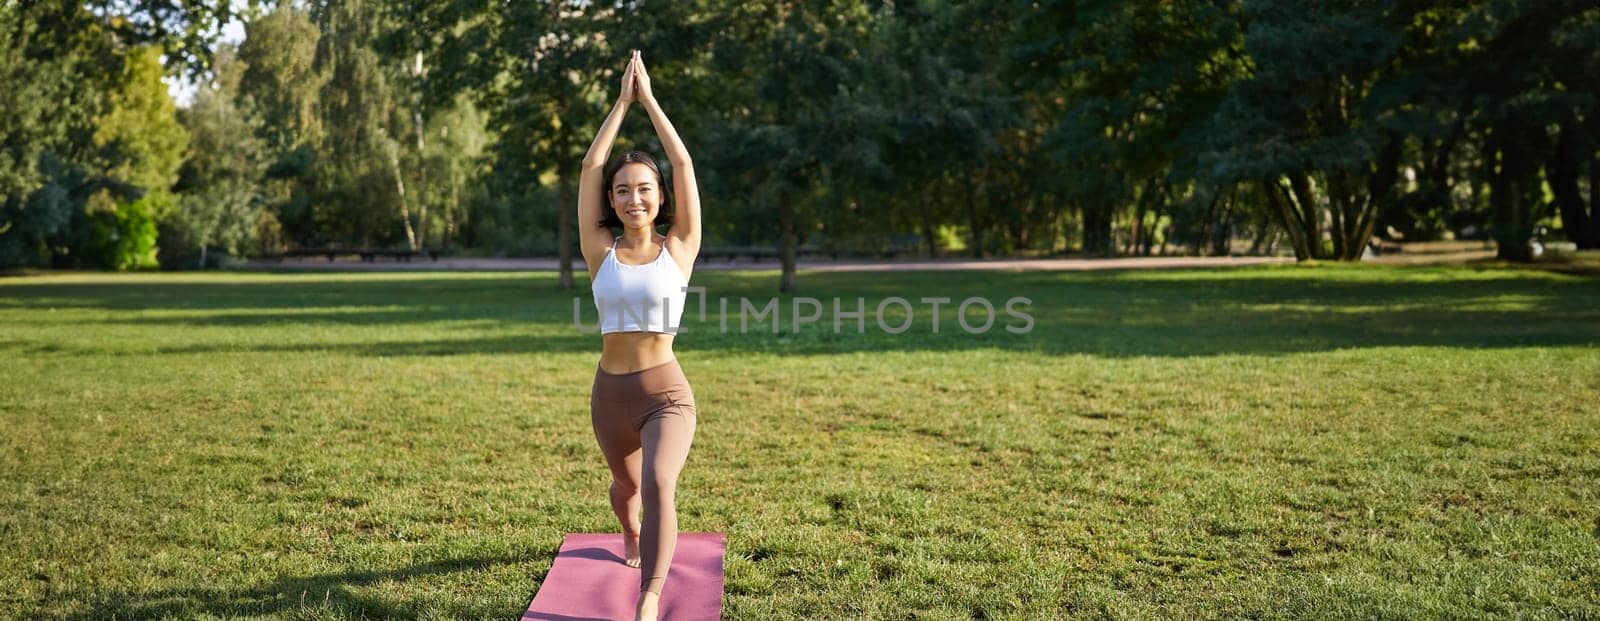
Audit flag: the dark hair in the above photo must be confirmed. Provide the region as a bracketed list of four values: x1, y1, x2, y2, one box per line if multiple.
[598, 151, 674, 230]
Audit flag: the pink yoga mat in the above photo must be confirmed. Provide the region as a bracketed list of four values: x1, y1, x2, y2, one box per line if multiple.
[523, 532, 726, 621]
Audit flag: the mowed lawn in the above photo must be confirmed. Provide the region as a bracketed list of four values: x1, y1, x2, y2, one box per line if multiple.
[2, 265, 1597, 619]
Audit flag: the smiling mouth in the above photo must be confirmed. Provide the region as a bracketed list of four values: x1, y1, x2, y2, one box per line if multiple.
[626, 208, 646, 216]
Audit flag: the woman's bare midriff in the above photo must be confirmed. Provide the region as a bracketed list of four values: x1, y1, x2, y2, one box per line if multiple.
[600, 332, 677, 374]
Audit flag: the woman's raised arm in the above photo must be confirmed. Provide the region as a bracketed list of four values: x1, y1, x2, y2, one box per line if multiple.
[634, 55, 701, 251]
[578, 54, 639, 271]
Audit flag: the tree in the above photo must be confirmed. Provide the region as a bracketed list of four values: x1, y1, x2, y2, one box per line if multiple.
[76, 44, 188, 270]
[238, 5, 324, 249]
[865, 1, 1016, 259]
[1433, 1, 1596, 259]
[2, 0, 228, 269]
[439, 0, 628, 288]
[171, 46, 270, 268]
[84, 0, 255, 79]
[311, 0, 408, 248]
[692, 0, 877, 292]
[1011, 0, 1246, 256]
[0, 3, 120, 268]
[1204, 0, 1411, 261]
[419, 95, 490, 249]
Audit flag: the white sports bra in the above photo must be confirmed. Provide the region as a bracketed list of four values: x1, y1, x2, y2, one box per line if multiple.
[592, 235, 688, 335]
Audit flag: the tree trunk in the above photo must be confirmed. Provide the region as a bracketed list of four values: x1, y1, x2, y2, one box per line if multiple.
[1248, 218, 1272, 255]
[1126, 202, 1144, 256]
[1051, 202, 1066, 254]
[1590, 136, 1599, 247]
[1345, 196, 1377, 261]
[412, 50, 429, 249]
[1286, 173, 1323, 259]
[1327, 172, 1352, 259]
[1346, 133, 1402, 260]
[557, 157, 575, 290]
[391, 147, 418, 250]
[966, 172, 985, 259]
[1548, 122, 1597, 249]
[1325, 133, 1401, 261]
[1265, 178, 1313, 261]
[779, 195, 797, 293]
[1214, 186, 1236, 256]
[1144, 181, 1167, 256]
[1008, 195, 1028, 253]
[1490, 127, 1534, 261]
[1081, 201, 1113, 256]
[446, 160, 459, 247]
[1199, 187, 1222, 256]
[919, 208, 938, 258]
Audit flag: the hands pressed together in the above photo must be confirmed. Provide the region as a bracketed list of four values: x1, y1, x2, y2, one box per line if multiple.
[618, 49, 655, 106]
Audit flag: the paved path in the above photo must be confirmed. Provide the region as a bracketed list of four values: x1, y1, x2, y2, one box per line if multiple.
[236, 255, 1295, 272]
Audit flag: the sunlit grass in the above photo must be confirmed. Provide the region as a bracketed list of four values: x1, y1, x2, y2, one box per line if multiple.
[2, 264, 1597, 618]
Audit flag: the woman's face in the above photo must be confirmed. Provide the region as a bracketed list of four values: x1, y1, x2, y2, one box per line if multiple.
[610, 163, 661, 228]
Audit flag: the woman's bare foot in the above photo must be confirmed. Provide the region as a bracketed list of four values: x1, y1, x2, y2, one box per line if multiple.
[624, 532, 641, 568]
[634, 591, 660, 621]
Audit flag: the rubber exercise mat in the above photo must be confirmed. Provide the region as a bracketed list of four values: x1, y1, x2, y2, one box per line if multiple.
[522, 532, 726, 620]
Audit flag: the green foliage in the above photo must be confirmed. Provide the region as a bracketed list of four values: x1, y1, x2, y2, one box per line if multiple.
[64, 44, 189, 271]
[0, 4, 120, 268]
[167, 46, 271, 268]
[239, 6, 325, 153]
[237, 5, 323, 248]
[0, 155, 80, 268]
[80, 192, 164, 270]
[6, 0, 1597, 270]
[419, 95, 490, 248]
[94, 46, 189, 194]
[1012, 0, 1245, 255]
[312, 0, 407, 247]
[82, 0, 252, 79]
[0, 12, 61, 205]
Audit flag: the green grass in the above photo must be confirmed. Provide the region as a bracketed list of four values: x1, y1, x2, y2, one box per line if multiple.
[2, 264, 1598, 619]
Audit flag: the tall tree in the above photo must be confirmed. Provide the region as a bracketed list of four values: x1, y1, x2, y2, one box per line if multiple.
[171, 46, 270, 268]
[449, 0, 624, 288]
[374, 0, 472, 251]
[693, 0, 876, 292]
[1205, 0, 1411, 261]
[312, 0, 408, 248]
[866, 1, 1016, 259]
[1444, 1, 1596, 259]
[75, 44, 188, 270]
[238, 5, 323, 248]
[0, 4, 118, 267]
[1012, 0, 1246, 256]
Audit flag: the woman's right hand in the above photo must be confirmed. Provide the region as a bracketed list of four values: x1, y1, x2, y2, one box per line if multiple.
[617, 51, 638, 104]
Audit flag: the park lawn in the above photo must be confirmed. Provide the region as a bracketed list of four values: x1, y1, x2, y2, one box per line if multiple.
[1, 264, 1597, 619]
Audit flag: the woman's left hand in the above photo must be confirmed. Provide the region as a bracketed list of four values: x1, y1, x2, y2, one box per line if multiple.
[633, 50, 656, 104]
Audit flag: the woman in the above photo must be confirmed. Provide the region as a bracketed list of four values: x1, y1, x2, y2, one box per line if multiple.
[579, 50, 701, 621]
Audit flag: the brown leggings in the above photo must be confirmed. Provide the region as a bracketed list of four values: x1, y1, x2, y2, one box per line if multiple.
[590, 357, 698, 594]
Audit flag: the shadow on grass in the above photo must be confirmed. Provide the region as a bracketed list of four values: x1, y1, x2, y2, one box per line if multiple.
[56, 554, 539, 620]
[4, 267, 1598, 358]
